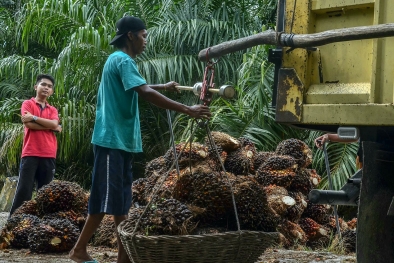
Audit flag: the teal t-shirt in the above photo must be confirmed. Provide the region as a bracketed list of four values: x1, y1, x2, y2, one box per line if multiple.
[91, 51, 147, 152]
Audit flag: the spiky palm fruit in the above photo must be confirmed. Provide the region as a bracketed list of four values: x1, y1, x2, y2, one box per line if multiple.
[289, 169, 320, 195]
[35, 180, 88, 214]
[4, 214, 42, 248]
[263, 185, 296, 217]
[302, 202, 332, 225]
[224, 145, 256, 175]
[143, 169, 179, 204]
[42, 210, 85, 231]
[163, 142, 209, 169]
[347, 218, 357, 230]
[173, 164, 235, 223]
[144, 156, 167, 178]
[255, 155, 298, 188]
[91, 215, 117, 248]
[325, 216, 349, 234]
[29, 218, 79, 253]
[132, 177, 148, 206]
[126, 199, 194, 236]
[254, 152, 276, 171]
[204, 131, 240, 152]
[286, 191, 308, 223]
[205, 145, 228, 171]
[231, 176, 279, 231]
[12, 200, 39, 217]
[342, 229, 357, 252]
[277, 220, 307, 248]
[275, 139, 313, 168]
[299, 217, 329, 242]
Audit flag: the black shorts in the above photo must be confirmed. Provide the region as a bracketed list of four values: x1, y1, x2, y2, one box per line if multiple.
[88, 145, 133, 215]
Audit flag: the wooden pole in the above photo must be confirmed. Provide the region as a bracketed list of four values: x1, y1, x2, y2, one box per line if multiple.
[198, 23, 394, 61]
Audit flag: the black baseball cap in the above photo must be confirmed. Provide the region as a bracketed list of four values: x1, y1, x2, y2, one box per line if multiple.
[109, 16, 146, 45]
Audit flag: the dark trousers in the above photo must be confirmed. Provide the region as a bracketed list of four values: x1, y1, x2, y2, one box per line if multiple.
[9, 156, 55, 215]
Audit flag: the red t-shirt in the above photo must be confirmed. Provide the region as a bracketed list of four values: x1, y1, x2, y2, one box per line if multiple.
[21, 98, 59, 158]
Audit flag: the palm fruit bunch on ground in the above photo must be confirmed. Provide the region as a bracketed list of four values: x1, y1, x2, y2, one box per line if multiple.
[91, 215, 117, 248]
[0, 180, 88, 253]
[127, 134, 355, 252]
[28, 218, 80, 253]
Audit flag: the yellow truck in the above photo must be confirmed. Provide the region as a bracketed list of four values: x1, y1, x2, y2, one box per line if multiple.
[199, 1, 394, 262]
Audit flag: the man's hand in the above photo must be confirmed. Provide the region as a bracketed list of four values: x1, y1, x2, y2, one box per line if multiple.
[187, 105, 211, 119]
[164, 81, 180, 93]
[53, 125, 62, 133]
[314, 134, 329, 149]
[21, 111, 34, 123]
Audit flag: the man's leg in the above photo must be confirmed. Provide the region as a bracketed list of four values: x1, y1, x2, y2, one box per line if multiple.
[114, 215, 131, 263]
[69, 213, 105, 263]
[9, 157, 38, 215]
[36, 157, 55, 189]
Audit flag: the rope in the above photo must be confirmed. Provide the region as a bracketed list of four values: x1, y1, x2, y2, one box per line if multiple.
[323, 143, 342, 238]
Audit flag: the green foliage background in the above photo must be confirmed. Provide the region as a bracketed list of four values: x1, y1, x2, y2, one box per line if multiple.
[0, 0, 357, 190]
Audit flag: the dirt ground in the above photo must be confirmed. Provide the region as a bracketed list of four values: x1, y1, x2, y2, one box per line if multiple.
[0, 246, 356, 263]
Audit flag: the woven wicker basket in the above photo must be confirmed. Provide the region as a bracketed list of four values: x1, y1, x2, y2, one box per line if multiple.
[118, 222, 280, 263]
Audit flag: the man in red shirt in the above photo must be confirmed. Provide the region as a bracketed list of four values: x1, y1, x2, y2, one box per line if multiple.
[9, 74, 62, 215]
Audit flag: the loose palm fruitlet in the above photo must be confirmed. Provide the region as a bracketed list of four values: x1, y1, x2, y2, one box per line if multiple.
[173, 164, 235, 224]
[3, 214, 42, 248]
[275, 139, 313, 168]
[35, 180, 89, 214]
[29, 218, 80, 253]
[163, 142, 209, 169]
[204, 131, 240, 152]
[91, 215, 117, 248]
[12, 200, 39, 217]
[256, 155, 298, 188]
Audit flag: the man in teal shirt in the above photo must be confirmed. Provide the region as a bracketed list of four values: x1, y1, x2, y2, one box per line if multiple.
[70, 16, 211, 263]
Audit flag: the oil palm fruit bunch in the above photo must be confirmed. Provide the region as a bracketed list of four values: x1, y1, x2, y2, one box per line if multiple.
[173, 164, 235, 224]
[205, 145, 228, 172]
[12, 200, 39, 217]
[144, 156, 167, 178]
[28, 218, 79, 253]
[132, 177, 148, 206]
[42, 210, 85, 231]
[285, 191, 308, 223]
[298, 217, 329, 243]
[231, 176, 275, 231]
[35, 180, 88, 214]
[256, 155, 298, 188]
[254, 152, 276, 171]
[275, 139, 313, 168]
[204, 131, 240, 152]
[302, 202, 332, 225]
[263, 185, 296, 217]
[289, 169, 320, 195]
[4, 214, 42, 248]
[325, 216, 349, 233]
[277, 219, 307, 248]
[347, 218, 357, 230]
[342, 229, 357, 252]
[91, 215, 117, 248]
[163, 142, 209, 169]
[224, 139, 257, 175]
